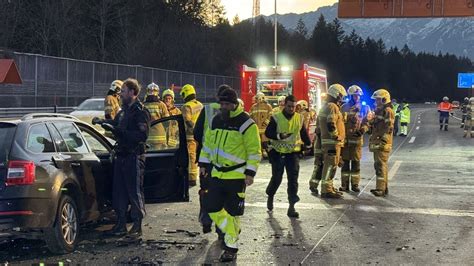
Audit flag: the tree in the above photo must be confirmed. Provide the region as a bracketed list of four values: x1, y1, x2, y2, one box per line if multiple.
[232, 14, 240, 25]
[295, 18, 308, 38]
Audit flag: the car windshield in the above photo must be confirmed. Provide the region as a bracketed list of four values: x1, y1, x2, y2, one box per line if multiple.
[0, 123, 16, 164]
[77, 100, 104, 111]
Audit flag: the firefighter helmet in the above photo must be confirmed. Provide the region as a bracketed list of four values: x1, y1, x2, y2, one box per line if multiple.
[255, 92, 265, 102]
[146, 83, 160, 96]
[180, 84, 196, 99]
[443, 96, 449, 101]
[470, 97, 474, 104]
[464, 97, 469, 102]
[278, 95, 286, 104]
[348, 85, 363, 96]
[297, 100, 308, 110]
[371, 89, 391, 103]
[109, 80, 123, 93]
[162, 89, 175, 100]
[327, 84, 347, 99]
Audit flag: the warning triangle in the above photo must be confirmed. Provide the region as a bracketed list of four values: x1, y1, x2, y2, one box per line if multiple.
[0, 59, 22, 84]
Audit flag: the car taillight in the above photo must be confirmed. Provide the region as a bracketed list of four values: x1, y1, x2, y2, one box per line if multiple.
[6, 161, 36, 186]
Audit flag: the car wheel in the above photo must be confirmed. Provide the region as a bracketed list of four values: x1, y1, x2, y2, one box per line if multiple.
[44, 195, 79, 254]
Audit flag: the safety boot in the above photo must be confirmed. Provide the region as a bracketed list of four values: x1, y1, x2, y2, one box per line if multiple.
[219, 250, 237, 262]
[444, 125, 448, 131]
[202, 224, 212, 234]
[351, 185, 360, 192]
[439, 125, 443, 130]
[105, 219, 127, 237]
[370, 189, 385, 197]
[128, 220, 142, 237]
[287, 204, 299, 218]
[321, 191, 343, 199]
[339, 186, 349, 192]
[267, 196, 274, 211]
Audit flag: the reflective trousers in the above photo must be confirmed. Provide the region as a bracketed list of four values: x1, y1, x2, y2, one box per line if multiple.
[373, 150, 390, 191]
[187, 139, 198, 181]
[321, 146, 341, 194]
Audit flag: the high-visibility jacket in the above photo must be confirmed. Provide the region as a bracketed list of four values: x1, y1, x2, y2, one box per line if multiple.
[182, 99, 203, 140]
[369, 103, 394, 152]
[204, 103, 220, 131]
[438, 102, 452, 113]
[104, 94, 121, 119]
[318, 102, 346, 148]
[250, 102, 273, 134]
[144, 100, 169, 145]
[399, 103, 411, 124]
[341, 101, 370, 146]
[392, 103, 400, 117]
[270, 112, 303, 153]
[199, 105, 261, 180]
[167, 105, 182, 147]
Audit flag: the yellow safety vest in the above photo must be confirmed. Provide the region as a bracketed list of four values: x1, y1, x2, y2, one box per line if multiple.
[271, 112, 303, 153]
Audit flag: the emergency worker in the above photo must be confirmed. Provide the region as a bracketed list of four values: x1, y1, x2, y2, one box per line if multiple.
[92, 78, 150, 237]
[162, 89, 181, 147]
[339, 85, 370, 193]
[309, 117, 323, 194]
[265, 95, 312, 218]
[463, 97, 474, 138]
[438, 96, 453, 131]
[273, 95, 286, 113]
[318, 84, 347, 199]
[199, 87, 261, 262]
[180, 84, 203, 186]
[399, 100, 410, 136]
[461, 97, 469, 128]
[104, 80, 123, 138]
[392, 99, 400, 136]
[368, 89, 394, 197]
[249, 92, 273, 158]
[144, 83, 169, 150]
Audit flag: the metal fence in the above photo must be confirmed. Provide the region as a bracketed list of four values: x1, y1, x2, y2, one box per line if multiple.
[0, 52, 240, 108]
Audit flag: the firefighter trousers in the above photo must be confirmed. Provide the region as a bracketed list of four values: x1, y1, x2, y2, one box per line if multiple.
[266, 151, 300, 204]
[113, 154, 146, 222]
[373, 150, 390, 192]
[321, 146, 341, 194]
[204, 178, 246, 252]
[309, 155, 323, 192]
[187, 139, 199, 181]
[464, 118, 474, 137]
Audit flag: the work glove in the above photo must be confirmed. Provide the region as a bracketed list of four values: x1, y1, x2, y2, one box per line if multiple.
[279, 133, 292, 139]
[92, 117, 104, 125]
[101, 123, 115, 132]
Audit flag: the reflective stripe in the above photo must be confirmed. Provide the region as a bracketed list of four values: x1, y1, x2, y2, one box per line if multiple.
[215, 149, 246, 164]
[246, 165, 257, 172]
[251, 109, 271, 114]
[321, 139, 342, 145]
[248, 154, 261, 161]
[199, 157, 211, 163]
[239, 119, 254, 134]
[203, 146, 212, 154]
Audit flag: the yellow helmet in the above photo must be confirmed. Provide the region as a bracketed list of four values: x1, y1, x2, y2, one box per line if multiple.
[146, 82, 160, 96]
[180, 84, 196, 99]
[297, 100, 308, 109]
[255, 92, 265, 102]
[371, 89, 391, 103]
[348, 85, 363, 96]
[469, 97, 474, 104]
[327, 84, 347, 99]
[162, 89, 175, 100]
[109, 80, 123, 93]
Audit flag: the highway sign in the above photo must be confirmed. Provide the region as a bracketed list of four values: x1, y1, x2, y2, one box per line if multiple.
[457, 73, 474, 89]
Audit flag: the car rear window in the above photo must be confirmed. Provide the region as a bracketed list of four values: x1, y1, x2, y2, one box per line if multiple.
[0, 123, 16, 163]
[77, 100, 104, 111]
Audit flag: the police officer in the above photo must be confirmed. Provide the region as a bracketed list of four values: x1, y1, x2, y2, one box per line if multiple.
[180, 84, 203, 187]
[104, 80, 123, 138]
[93, 78, 150, 236]
[250, 92, 273, 158]
[198, 87, 261, 262]
[162, 88, 182, 147]
[265, 95, 312, 217]
[369, 89, 395, 197]
[144, 83, 169, 150]
[318, 84, 347, 199]
[391, 98, 400, 136]
[340, 85, 370, 193]
[399, 99, 410, 137]
[193, 85, 228, 235]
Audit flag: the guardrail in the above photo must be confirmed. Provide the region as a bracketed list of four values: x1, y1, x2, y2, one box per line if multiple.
[0, 107, 74, 118]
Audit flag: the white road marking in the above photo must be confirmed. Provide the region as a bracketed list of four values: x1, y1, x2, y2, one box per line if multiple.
[416, 126, 420, 130]
[417, 121, 421, 124]
[409, 137, 416, 143]
[388, 160, 402, 180]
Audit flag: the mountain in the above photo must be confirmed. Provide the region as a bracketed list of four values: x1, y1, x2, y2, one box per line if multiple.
[261, 4, 474, 60]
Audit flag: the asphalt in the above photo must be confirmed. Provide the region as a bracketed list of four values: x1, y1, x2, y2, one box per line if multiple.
[1, 104, 473, 265]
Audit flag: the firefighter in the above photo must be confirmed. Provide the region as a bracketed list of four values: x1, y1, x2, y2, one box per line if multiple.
[273, 95, 286, 113]
[104, 80, 123, 138]
[144, 83, 169, 150]
[399, 100, 410, 137]
[339, 85, 370, 193]
[392, 98, 400, 136]
[265, 95, 312, 217]
[249, 92, 273, 158]
[297, 100, 312, 131]
[198, 87, 261, 262]
[368, 89, 395, 197]
[193, 85, 228, 235]
[318, 84, 347, 199]
[309, 117, 324, 194]
[438, 96, 453, 131]
[92, 78, 150, 237]
[463, 97, 474, 138]
[461, 97, 469, 128]
[180, 84, 203, 187]
[162, 89, 181, 148]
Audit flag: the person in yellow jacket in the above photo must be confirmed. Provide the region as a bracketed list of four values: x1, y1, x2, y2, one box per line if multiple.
[250, 92, 273, 158]
[180, 84, 203, 187]
[198, 87, 261, 262]
[398, 100, 410, 137]
[144, 83, 169, 150]
[265, 95, 312, 218]
[104, 80, 123, 138]
[339, 85, 371, 193]
[162, 89, 181, 148]
[272, 95, 286, 113]
[318, 84, 347, 199]
[368, 89, 395, 197]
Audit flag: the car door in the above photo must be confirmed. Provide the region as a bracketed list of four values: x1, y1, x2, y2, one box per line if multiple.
[144, 114, 189, 203]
